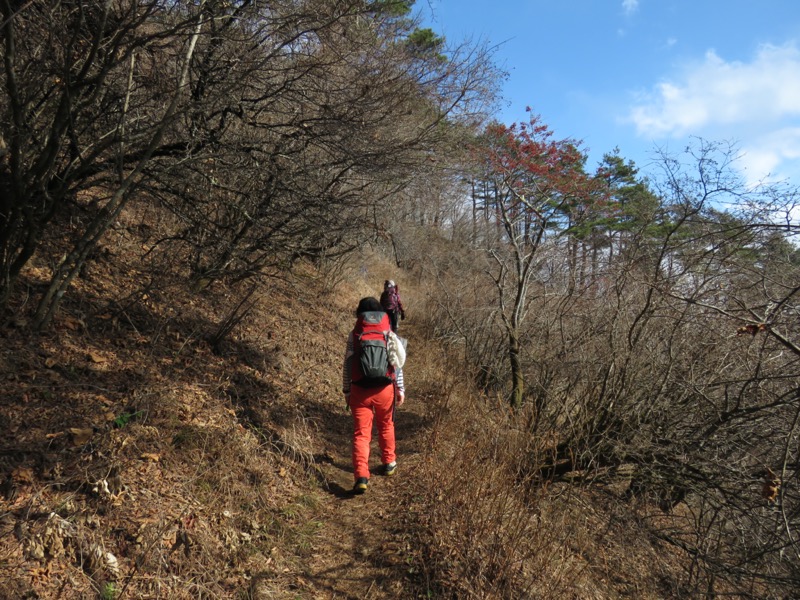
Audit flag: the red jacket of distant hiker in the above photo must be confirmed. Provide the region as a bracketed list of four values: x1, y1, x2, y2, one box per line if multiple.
[380, 286, 405, 315]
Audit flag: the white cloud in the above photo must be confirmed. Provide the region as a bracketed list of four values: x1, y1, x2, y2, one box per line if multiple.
[622, 0, 639, 16]
[740, 127, 800, 183]
[629, 43, 800, 137]
[627, 43, 800, 182]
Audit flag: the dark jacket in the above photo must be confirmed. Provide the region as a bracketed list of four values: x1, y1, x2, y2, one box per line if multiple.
[380, 287, 404, 314]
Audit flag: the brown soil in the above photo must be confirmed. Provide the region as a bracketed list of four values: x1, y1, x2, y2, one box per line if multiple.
[0, 203, 698, 600]
[0, 213, 433, 599]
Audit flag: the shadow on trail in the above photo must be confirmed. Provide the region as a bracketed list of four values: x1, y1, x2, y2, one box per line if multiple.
[311, 403, 432, 496]
[393, 407, 432, 440]
[320, 479, 354, 499]
[285, 499, 415, 598]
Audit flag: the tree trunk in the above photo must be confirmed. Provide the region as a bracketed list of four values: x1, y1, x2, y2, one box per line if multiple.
[509, 331, 524, 411]
[32, 10, 206, 330]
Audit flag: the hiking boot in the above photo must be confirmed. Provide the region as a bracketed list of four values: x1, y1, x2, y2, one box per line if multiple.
[382, 461, 397, 477]
[353, 477, 369, 494]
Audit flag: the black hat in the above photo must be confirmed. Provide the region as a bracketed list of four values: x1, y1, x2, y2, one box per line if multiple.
[356, 297, 382, 315]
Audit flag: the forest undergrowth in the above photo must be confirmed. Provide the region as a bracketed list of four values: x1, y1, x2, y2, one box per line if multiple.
[1, 207, 693, 599]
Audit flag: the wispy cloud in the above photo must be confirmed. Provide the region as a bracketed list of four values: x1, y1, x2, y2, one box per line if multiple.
[629, 43, 800, 137]
[622, 0, 639, 16]
[627, 42, 800, 181]
[740, 128, 800, 183]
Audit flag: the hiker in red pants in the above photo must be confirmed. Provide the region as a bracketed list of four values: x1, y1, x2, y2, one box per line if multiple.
[342, 297, 406, 494]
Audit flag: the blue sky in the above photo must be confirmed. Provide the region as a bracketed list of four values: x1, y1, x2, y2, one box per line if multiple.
[419, 0, 800, 185]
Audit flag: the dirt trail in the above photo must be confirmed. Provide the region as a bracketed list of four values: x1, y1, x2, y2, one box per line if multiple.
[299, 418, 425, 598]
[0, 257, 436, 598]
[288, 321, 431, 600]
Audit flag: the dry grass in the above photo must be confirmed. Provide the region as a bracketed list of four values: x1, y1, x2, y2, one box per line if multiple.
[400, 283, 691, 600]
[0, 207, 697, 599]
[406, 388, 689, 599]
[0, 207, 364, 598]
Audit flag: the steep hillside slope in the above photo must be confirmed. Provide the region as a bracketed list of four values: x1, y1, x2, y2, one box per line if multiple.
[0, 211, 434, 599]
[0, 208, 693, 599]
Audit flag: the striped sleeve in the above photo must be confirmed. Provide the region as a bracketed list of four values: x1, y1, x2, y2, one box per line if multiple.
[342, 332, 353, 394]
[395, 367, 404, 394]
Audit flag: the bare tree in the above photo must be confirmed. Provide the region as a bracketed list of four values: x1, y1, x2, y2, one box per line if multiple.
[469, 115, 598, 410]
[153, 0, 500, 288]
[538, 140, 800, 595]
[419, 136, 800, 595]
[0, 0, 500, 327]
[0, 0, 208, 325]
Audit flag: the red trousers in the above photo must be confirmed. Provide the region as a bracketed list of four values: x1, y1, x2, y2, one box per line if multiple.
[349, 383, 396, 480]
